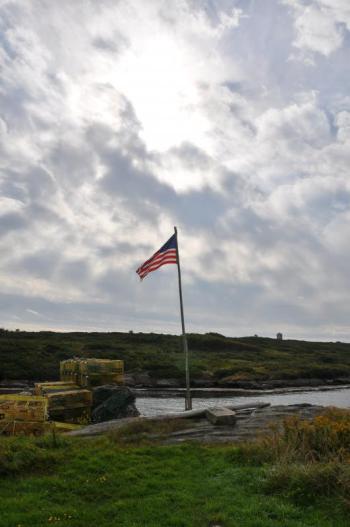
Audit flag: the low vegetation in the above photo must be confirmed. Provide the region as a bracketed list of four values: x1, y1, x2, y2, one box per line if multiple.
[1, 329, 350, 383]
[232, 408, 350, 509]
[109, 417, 192, 445]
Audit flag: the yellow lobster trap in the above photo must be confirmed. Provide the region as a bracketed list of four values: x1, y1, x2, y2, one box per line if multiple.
[45, 389, 92, 424]
[0, 395, 50, 436]
[34, 381, 79, 396]
[34, 382, 93, 424]
[60, 358, 124, 388]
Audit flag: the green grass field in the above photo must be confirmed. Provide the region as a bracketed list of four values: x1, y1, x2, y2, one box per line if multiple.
[0, 434, 349, 527]
[1, 329, 350, 383]
[2, 409, 350, 526]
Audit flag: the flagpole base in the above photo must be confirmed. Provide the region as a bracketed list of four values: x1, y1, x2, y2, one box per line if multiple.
[185, 392, 192, 411]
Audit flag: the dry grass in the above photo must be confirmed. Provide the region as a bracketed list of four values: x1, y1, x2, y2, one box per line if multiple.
[231, 408, 350, 507]
[268, 407, 350, 463]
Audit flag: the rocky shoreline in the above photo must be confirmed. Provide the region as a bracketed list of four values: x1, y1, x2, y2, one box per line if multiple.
[68, 402, 326, 443]
[134, 383, 350, 398]
[123, 373, 350, 390]
[1, 379, 345, 444]
[1, 377, 350, 397]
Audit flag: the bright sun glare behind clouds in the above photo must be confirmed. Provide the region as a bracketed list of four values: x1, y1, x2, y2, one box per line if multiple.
[116, 34, 209, 153]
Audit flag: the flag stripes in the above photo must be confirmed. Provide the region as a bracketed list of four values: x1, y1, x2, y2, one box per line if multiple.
[136, 234, 177, 280]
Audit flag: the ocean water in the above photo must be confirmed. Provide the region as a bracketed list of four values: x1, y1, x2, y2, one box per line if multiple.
[136, 387, 350, 416]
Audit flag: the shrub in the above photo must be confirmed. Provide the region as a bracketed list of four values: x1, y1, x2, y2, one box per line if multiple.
[275, 408, 350, 463]
[232, 408, 350, 506]
[235, 408, 350, 465]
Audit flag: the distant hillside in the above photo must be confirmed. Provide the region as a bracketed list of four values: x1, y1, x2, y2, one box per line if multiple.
[0, 330, 350, 385]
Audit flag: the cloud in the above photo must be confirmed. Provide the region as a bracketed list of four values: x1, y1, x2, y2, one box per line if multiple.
[283, 0, 350, 57]
[0, 0, 350, 340]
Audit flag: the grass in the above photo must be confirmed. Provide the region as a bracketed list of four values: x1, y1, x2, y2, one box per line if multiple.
[109, 417, 192, 444]
[0, 434, 65, 477]
[1, 329, 350, 384]
[0, 416, 350, 527]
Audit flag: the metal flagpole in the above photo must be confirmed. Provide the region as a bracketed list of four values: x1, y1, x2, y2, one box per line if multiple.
[174, 226, 192, 411]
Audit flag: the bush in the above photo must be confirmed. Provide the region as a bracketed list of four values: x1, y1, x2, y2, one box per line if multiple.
[236, 408, 350, 465]
[233, 408, 350, 507]
[274, 408, 350, 463]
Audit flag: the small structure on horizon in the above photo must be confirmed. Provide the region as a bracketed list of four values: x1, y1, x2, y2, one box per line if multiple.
[276, 332, 283, 341]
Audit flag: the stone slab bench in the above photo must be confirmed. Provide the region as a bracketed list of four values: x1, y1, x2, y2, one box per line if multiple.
[206, 407, 236, 425]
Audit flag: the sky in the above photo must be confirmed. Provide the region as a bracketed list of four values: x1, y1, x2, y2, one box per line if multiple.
[0, 0, 350, 340]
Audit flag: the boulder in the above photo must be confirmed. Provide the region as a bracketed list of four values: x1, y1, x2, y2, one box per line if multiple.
[131, 372, 154, 387]
[92, 386, 139, 423]
[92, 384, 123, 409]
[334, 377, 350, 385]
[124, 373, 155, 387]
[123, 374, 136, 386]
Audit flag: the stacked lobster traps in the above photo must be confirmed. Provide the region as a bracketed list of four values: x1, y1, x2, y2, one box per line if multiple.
[0, 358, 124, 435]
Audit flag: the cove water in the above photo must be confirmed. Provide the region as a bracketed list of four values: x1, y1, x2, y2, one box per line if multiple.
[136, 387, 350, 417]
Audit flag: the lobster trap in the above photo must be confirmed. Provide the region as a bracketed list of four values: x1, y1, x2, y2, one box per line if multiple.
[0, 395, 50, 436]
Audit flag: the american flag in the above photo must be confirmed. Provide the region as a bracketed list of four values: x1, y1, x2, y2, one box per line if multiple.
[136, 234, 177, 280]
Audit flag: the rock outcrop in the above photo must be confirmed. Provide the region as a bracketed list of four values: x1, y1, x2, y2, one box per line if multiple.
[69, 403, 325, 443]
